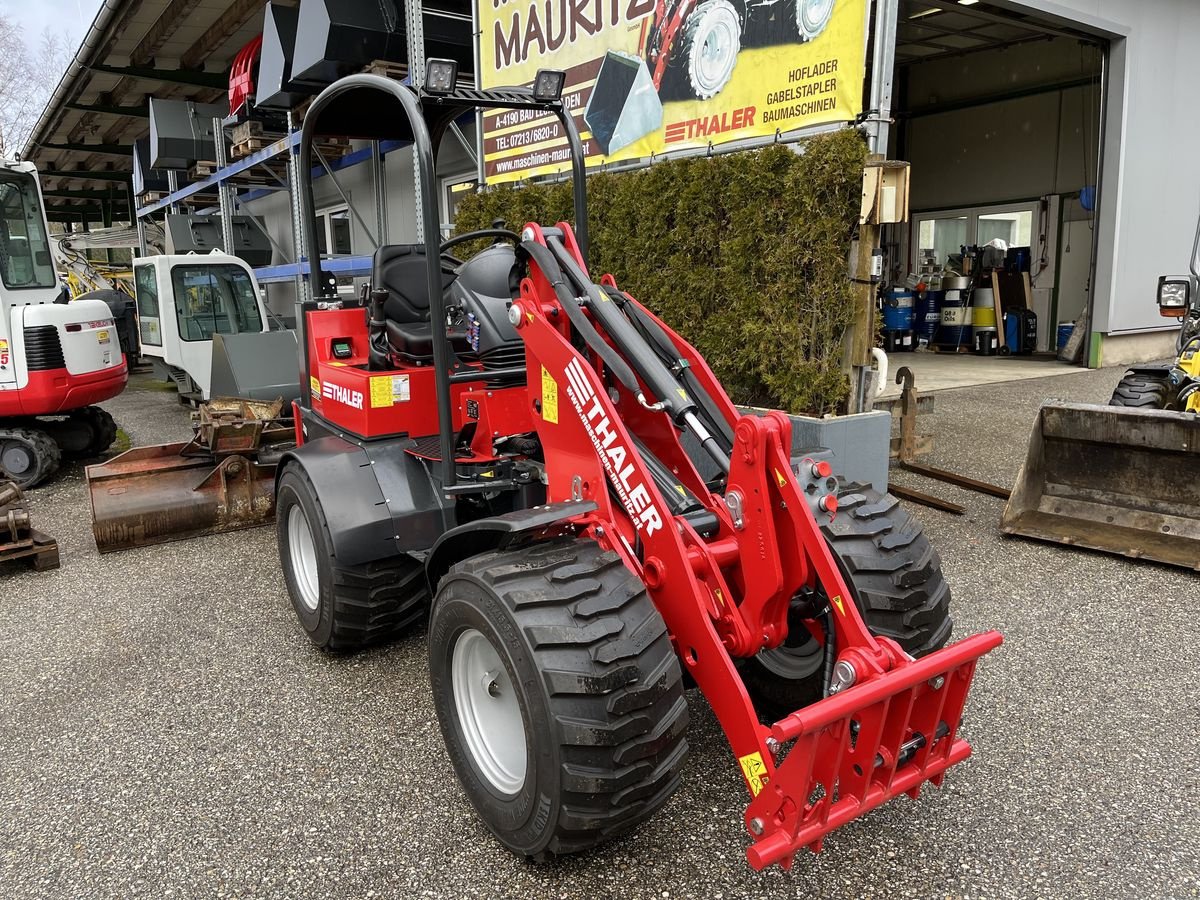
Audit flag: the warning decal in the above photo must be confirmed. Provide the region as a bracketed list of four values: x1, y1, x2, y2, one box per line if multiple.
[541, 366, 559, 424]
[739, 752, 769, 797]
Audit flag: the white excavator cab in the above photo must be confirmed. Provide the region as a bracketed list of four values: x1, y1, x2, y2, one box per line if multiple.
[132, 251, 270, 401]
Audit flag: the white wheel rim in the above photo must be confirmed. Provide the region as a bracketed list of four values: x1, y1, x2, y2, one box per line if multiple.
[287, 504, 320, 612]
[798, 0, 835, 39]
[690, 3, 741, 98]
[452, 628, 528, 795]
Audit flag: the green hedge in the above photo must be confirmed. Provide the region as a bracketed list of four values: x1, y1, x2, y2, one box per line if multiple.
[454, 130, 868, 415]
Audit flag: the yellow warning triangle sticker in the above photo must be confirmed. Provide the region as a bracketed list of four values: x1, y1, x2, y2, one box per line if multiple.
[675, 484, 687, 497]
[774, 468, 788, 488]
[526, 312, 534, 324]
[831, 594, 845, 615]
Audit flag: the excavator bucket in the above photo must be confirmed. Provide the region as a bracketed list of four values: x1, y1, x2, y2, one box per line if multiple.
[1001, 402, 1200, 570]
[86, 398, 291, 553]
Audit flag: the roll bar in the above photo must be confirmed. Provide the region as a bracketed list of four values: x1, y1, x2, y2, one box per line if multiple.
[295, 73, 589, 490]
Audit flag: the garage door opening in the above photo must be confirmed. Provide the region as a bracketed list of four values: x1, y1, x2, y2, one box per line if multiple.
[878, 0, 1108, 397]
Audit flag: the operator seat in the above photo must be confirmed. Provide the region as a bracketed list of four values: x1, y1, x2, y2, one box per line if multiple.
[371, 244, 470, 365]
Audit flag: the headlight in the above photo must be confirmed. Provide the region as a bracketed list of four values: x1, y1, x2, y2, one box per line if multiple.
[1158, 277, 1189, 315]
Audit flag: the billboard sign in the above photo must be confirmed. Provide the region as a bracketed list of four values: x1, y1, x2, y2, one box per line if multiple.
[477, 0, 869, 182]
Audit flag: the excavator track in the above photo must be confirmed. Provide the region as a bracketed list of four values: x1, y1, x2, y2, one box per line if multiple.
[0, 427, 61, 490]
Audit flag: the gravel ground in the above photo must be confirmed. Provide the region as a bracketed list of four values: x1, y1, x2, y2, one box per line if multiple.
[2, 367, 1197, 900]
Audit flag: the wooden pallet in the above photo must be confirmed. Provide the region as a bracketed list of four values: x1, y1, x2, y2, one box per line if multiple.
[231, 134, 287, 160]
[362, 59, 408, 80]
[0, 530, 59, 571]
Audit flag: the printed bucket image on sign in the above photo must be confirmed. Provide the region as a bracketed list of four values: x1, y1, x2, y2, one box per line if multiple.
[585, 51, 663, 155]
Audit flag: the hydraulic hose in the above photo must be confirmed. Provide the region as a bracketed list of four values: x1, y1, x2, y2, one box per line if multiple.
[519, 241, 642, 397]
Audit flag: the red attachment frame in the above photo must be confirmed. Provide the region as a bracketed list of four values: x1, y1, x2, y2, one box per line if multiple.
[509, 222, 1002, 870]
[229, 35, 262, 117]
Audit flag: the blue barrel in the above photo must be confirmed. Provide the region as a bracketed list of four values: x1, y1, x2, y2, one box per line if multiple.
[883, 290, 915, 331]
[915, 290, 942, 345]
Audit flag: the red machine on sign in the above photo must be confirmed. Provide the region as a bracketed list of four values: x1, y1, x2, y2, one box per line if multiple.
[273, 68, 1000, 871]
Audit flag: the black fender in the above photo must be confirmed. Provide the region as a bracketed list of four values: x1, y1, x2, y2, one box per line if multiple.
[276, 434, 455, 567]
[425, 499, 598, 593]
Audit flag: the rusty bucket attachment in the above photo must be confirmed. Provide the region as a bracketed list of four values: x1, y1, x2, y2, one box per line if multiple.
[584, 50, 663, 155]
[1001, 402, 1200, 570]
[87, 398, 294, 553]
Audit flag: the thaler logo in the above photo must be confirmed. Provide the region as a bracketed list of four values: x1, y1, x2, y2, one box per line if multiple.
[563, 358, 662, 536]
[664, 106, 756, 144]
[322, 381, 363, 409]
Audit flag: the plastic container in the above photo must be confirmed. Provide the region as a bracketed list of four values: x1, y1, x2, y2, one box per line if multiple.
[1057, 322, 1074, 351]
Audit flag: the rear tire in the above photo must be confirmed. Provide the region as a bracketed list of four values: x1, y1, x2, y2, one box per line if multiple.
[429, 539, 689, 861]
[75, 406, 118, 456]
[741, 483, 952, 720]
[0, 428, 60, 489]
[1109, 370, 1172, 409]
[276, 463, 429, 651]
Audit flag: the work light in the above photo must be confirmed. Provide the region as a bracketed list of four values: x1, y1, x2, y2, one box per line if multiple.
[1158, 277, 1190, 315]
[532, 69, 566, 101]
[425, 59, 458, 95]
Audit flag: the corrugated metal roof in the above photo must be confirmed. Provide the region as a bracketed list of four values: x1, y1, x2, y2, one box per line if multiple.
[25, 0, 294, 223]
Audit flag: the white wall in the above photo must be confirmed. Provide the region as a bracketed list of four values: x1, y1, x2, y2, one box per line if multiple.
[998, 0, 1200, 351]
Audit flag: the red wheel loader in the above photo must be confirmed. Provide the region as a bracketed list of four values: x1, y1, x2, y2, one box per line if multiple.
[275, 67, 1001, 870]
[0, 159, 127, 488]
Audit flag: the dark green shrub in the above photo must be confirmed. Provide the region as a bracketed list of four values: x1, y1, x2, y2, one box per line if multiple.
[454, 130, 867, 414]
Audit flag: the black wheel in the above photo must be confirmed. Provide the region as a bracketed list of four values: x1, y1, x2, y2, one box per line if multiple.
[1109, 369, 1172, 409]
[276, 462, 429, 651]
[75, 406, 118, 456]
[429, 539, 689, 861]
[659, 0, 743, 101]
[741, 484, 952, 720]
[0, 428, 60, 489]
[44, 406, 119, 458]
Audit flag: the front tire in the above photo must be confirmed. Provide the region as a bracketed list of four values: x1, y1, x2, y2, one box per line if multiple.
[429, 539, 689, 861]
[741, 484, 953, 720]
[276, 463, 429, 651]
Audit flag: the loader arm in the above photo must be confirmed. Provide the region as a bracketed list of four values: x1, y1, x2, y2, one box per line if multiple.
[510, 222, 1001, 869]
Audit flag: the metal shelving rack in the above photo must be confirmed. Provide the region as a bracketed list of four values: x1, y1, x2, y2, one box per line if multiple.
[134, 125, 405, 300]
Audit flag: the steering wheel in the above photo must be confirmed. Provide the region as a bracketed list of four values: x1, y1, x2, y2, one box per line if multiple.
[439, 228, 522, 266]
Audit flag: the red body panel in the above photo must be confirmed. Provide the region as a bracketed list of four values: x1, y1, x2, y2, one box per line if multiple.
[0, 358, 128, 418]
[305, 307, 531, 442]
[229, 35, 262, 117]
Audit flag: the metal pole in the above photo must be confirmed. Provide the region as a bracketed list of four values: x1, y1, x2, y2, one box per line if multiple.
[847, 0, 899, 413]
[286, 111, 308, 308]
[213, 116, 236, 255]
[372, 140, 388, 245]
[166, 169, 180, 215]
[866, 0, 898, 155]
[407, 0, 427, 233]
